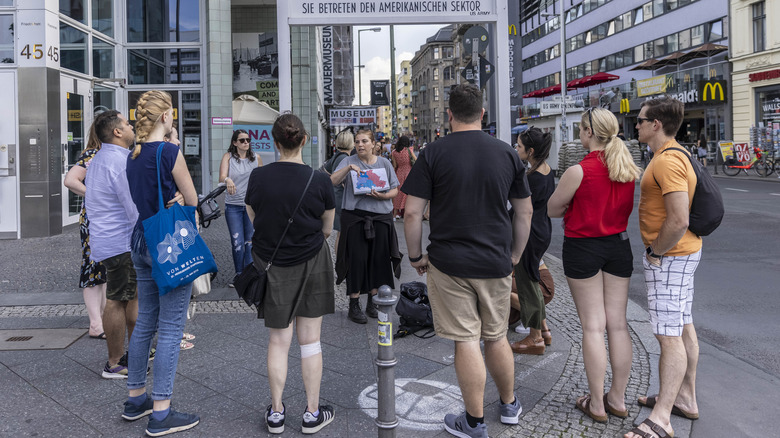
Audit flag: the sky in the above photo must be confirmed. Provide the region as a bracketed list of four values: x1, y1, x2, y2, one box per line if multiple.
[353, 25, 449, 105]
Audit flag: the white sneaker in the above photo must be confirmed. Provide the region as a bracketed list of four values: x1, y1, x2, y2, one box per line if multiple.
[514, 322, 529, 334]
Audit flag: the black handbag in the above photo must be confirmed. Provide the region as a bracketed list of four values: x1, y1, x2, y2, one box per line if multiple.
[235, 169, 315, 309]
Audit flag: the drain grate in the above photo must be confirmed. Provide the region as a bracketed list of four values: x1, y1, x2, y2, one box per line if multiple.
[0, 329, 86, 351]
[6, 336, 33, 342]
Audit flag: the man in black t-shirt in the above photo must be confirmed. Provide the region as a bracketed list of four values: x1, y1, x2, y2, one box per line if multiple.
[402, 84, 533, 437]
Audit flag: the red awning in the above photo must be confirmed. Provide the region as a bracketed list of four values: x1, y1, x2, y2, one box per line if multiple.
[568, 72, 620, 89]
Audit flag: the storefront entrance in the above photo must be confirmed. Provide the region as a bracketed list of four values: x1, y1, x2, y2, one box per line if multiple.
[0, 70, 18, 238]
[60, 76, 93, 227]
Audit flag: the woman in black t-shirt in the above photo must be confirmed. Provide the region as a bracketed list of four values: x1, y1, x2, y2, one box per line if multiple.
[244, 114, 337, 434]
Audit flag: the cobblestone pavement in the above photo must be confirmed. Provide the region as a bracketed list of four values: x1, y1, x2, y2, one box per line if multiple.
[0, 214, 684, 437]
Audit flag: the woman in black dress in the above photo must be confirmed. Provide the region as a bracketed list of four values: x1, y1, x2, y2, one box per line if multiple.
[510, 127, 555, 355]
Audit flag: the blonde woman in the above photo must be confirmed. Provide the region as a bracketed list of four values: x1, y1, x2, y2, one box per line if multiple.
[124, 91, 200, 436]
[548, 108, 641, 423]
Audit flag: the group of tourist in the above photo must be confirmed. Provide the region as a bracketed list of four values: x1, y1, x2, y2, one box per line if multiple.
[66, 84, 700, 438]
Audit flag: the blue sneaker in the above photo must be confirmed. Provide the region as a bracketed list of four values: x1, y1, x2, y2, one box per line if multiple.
[500, 395, 523, 424]
[122, 396, 154, 421]
[266, 404, 285, 434]
[443, 412, 488, 438]
[145, 409, 200, 437]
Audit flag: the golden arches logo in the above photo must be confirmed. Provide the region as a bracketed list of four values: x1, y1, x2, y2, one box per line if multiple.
[702, 82, 724, 101]
[620, 99, 630, 114]
[508, 24, 517, 36]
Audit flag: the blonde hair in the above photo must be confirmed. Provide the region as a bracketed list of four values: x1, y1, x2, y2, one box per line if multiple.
[335, 130, 354, 151]
[131, 90, 173, 159]
[581, 108, 640, 183]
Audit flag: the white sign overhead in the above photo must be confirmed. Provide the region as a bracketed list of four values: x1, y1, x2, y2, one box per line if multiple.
[540, 101, 585, 116]
[290, 0, 499, 23]
[329, 108, 377, 125]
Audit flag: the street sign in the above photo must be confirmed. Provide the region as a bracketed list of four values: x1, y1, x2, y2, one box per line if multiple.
[370, 80, 390, 106]
[460, 55, 494, 89]
[462, 26, 488, 53]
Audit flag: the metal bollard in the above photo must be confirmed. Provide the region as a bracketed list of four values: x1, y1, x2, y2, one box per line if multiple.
[373, 285, 399, 437]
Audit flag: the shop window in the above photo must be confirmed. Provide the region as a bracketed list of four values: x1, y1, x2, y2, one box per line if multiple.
[129, 49, 201, 85]
[92, 37, 113, 78]
[92, 0, 113, 37]
[708, 20, 722, 42]
[127, 0, 200, 43]
[752, 2, 765, 53]
[60, 0, 85, 24]
[60, 22, 87, 74]
[0, 14, 12, 63]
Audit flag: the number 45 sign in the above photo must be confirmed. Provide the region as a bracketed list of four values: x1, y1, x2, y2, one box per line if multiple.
[17, 8, 60, 68]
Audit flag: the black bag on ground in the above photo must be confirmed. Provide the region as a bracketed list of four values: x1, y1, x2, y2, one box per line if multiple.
[395, 281, 435, 339]
[655, 147, 724, 236]
[234, 260, 267, 308]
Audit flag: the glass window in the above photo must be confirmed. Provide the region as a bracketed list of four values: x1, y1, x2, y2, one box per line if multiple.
[0, 0, 14, 6]
[433, 68, 439, 81]
[92, 37, 113, 78]
[653, 0, 664, 17]
[667, 34, 678, 53]
[643, 2, 653, 20]
[606, 55, 615, 70]
[433, 87, 439, 101]
[635, 45, 645, 63]
[60, 0, 85, 24]
[634, 7, 644, 25]
[691, 24, 704, 46]
[709, 20, 723, 42]
[0, 14, 13, 63]
[127, 0, 200, 43]
[654, 37, 666, 57]
[60, 22, 87, 73]
[93, 85, 115, 115]
[667, 0, 678, 11]
[622, 11, 633, 30]
[433, 47, 439, 59]
[678, 29, 691, 50]
[92, 0, 113, 37]
[753, 2, 765, 52]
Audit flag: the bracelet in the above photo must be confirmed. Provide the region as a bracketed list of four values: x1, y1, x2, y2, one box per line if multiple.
[409, 254, 423, 263]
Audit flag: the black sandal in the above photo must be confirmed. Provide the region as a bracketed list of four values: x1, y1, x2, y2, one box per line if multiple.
[627, 418, 673, 438]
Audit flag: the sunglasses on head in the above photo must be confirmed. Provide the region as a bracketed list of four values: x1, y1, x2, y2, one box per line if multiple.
[237, 138, 250, 143]
[587, 107, 595, 132]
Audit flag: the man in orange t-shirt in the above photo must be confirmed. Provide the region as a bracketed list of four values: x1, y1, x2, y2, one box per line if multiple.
[626, 97, 701, 438]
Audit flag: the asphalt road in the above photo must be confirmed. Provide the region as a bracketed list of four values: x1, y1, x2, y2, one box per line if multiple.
[546, 176, 780, 378]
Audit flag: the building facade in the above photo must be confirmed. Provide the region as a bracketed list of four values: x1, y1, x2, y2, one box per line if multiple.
[396, 59, 412, 136]
[376, 105, 392, 137]
[411, 25, 458, 143]
[729, 0, 780, 146]
[518, 0, 730, 165]
[0, 0, 339, 239]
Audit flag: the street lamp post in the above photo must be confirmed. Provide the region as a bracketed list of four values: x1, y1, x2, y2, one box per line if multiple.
[357, 27, 382, 105]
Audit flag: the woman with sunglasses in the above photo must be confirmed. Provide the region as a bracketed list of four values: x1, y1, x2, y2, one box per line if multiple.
[548, 108, 640, 423]
[220, 130, 263, 286]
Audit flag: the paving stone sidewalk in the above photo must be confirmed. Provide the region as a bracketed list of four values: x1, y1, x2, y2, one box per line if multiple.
[0, 219, 689, 437]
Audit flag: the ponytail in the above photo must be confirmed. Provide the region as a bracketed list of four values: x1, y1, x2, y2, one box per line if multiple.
[519, 127, 552, 174]
[584, 108, 640, 183]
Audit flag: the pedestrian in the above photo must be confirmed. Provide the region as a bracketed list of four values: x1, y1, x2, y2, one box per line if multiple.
[331, 129, 401, 324]
[548, 107, 640, 424]
[244, 113, 336, 435]
[626, 97, 702, 438]
[219, 129, 262, 287]
[124, 90, 201, 436]
[64, 121, 106, 340]
[84, 110, 140, 380]
[402, 83, 533, 438]
[325, 130, 354, 247]
[390, 135, 416, 219]
[509, 127, 555, 355]
[697, 133, 708, 167]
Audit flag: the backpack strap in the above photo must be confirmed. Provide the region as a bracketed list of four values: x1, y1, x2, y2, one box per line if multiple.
[652, 147, 694, 188]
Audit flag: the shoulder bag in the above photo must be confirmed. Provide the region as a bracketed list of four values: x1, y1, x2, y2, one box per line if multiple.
[235, 169, 315, 309]
[142, 144, 218, 295]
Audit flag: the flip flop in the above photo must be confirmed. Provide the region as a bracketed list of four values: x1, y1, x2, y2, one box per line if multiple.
[182, 332, 196, 341]
[637, 395, 699, 420]
[575, 394, 608, 423]
[604, 392, 628, 418]
[180, 340, 194, 351]
[627, 418, 674, 438]
[89, 332, 106, 340]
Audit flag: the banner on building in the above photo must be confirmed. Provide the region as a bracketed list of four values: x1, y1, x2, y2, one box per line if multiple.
[256, 80, 280, 110]
[292, 0, 499, 21]
[232, 32, 279, 100]
[322, 26, 334, 105]
[637, 74, 675, 97]
[329, 108, 376, 126]
[698, 80, 727, 104]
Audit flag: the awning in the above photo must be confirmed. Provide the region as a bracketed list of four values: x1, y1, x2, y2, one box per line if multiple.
[567, 72, 620, 89]
[655, 51, 687, 68]
[678, 43, 728, 63]
[629, 58, 663, 71]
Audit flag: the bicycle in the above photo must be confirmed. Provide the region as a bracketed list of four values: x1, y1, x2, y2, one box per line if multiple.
[722, 146, 774, 177]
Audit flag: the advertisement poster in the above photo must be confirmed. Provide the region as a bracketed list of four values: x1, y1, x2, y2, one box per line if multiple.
[232, 32, 278, 101]
[184, 136, 199, 155]
[233, 124, 277, 164]
[718, 141, 734, 160]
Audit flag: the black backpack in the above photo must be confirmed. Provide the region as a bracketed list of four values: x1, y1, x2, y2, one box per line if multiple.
[318, 151, 347, 175]
[654, 147, 724, 237]
[395, 281, 435, 339]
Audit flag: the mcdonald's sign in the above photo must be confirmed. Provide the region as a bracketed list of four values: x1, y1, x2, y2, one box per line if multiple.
[508, 24, 517, 35]
[619, 99, 630, 114]
[698, 80, 727, 104]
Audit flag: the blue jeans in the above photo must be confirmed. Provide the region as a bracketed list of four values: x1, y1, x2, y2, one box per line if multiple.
[127, 246, 192, 400]
[225, 203, 254, 275]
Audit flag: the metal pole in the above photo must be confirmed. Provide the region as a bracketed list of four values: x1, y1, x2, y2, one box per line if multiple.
[559, 0, 567, 143]
[358, 30, 362, 105]
[390, 26, 398, 139]
[373, 285, 399, 437]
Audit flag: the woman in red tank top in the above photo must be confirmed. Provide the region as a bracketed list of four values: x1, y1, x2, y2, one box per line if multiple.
[548, 108, 641, 423]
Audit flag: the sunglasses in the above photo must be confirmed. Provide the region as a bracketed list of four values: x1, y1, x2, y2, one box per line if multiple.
[236, 138, 250, 143]
[587, 107, 595, 131]
[637, 117, 653, 124]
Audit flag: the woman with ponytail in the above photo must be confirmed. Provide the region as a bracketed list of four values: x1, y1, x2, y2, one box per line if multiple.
[548, 107, 640, 423]
[509, 127, 555, 356]
[124, 90, 201, 436]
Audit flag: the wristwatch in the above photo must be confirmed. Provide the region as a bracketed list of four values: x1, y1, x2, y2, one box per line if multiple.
[409, 254, 423, 263]
[646, 246, 662, 258]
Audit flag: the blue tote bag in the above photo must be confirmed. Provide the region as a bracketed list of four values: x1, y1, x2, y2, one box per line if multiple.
[143, 144, 218, 295]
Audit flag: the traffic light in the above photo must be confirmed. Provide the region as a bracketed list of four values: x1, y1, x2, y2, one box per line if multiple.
[435, 128, 440, 138]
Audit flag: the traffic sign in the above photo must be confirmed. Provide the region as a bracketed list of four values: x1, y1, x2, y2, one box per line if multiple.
[370, 80, 390, 106]
[462, 26, 488, 53]
[460, 55, 494, 89]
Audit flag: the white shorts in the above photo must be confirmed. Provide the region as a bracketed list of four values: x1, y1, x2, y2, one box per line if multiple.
[643, 250, 701, 337]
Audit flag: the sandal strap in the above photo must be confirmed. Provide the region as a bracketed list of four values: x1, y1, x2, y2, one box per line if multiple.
[639, 418, 672, 438]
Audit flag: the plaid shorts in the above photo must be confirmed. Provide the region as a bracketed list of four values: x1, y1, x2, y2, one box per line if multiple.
[643, 249, 701, 337]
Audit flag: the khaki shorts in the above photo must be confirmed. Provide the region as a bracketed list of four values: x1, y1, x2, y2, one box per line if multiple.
[103, 252, 137, 302]
[426, 262, 512, 342]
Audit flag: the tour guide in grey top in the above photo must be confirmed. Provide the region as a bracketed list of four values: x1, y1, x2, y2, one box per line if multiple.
[334, 154, 400, 213]
[224, 154, 257, 205]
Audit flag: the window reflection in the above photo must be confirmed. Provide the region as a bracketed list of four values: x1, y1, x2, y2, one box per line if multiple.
[60, 22, 87, 73]
[127, 0, 200, 43]
[92, 0, 113, 37]
[60, 0, 85, 24]
[0, 15, 13, 63]
[92, 37, 114, 78]
[128, 49, 201, 84]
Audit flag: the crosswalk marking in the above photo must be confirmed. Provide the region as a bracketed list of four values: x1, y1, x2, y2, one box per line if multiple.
[771, 193, 780, 196]
[725, 188, 748, 192]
